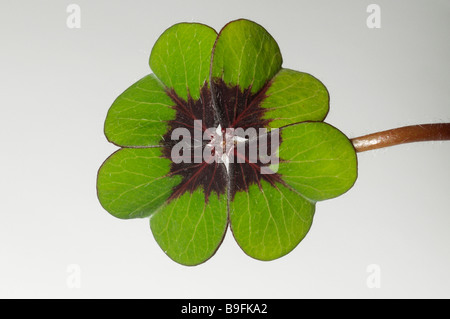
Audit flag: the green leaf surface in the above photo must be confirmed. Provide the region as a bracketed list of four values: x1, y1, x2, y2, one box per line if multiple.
[97, 148, 181, 219]
[277, 122, 358, 202]
[230, 180, 315, 261]
[150, 189, 228, 266]
[211, 19, 282, 93]
[149, 23, 217, 101]
[104, 74, 176, 147]
[262, 68, 329, 129]
[98, 19, 359, 265]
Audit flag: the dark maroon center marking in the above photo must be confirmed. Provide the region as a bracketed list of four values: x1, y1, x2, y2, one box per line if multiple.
[161, 79, 283, 202]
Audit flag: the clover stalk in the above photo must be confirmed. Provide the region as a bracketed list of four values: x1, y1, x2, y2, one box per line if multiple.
[351, 123, 450, 153]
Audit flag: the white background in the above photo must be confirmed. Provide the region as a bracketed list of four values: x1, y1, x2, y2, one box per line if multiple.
[1, 0, 449, 298]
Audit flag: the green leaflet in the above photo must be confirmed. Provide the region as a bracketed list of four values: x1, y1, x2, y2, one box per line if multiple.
[277, 122, 358, 202]
[104, 74, 175, 147]
[150, 23, 217, 101]
[211, 19, 282, 93]
[261, 69, 329, 128]
[97, 148, 181, 219]
[150, 189, 228, 266]
[230, 180, 315, 261]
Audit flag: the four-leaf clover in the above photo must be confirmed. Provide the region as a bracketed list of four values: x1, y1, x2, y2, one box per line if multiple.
[97, 19, 357, 265]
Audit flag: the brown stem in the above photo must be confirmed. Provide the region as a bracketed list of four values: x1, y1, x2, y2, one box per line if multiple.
[351, 123, 450, 153]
